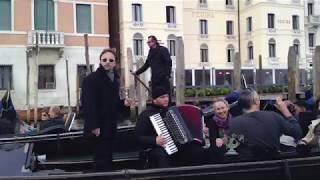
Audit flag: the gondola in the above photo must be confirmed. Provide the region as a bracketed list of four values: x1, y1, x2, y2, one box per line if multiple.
[1, 90, 320, 179]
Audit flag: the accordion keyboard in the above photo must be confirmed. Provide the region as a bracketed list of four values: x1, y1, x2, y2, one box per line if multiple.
[150, 113, 178, 155]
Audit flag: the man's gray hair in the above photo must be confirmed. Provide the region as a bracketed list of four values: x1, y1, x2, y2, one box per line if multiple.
[238, 89, 259, 110]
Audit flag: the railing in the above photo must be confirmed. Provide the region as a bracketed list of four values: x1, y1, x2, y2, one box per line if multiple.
[306, 15, 320, 25]
[198, 3, 208, 8]
[132, 21, 144, 27]
[167, 23, 177, 28]
[28, 31, 64, 47]
[199, 34, 209, 39]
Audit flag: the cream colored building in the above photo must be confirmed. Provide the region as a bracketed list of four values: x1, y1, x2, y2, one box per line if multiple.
[304, 0, 320, 81]
[119, 0, 308, 89]
[119, 0, 184, 87]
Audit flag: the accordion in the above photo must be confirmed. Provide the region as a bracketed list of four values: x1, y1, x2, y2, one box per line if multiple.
[149, 104, 205, 155]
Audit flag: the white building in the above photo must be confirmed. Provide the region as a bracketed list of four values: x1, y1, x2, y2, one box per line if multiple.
[119, 0, 309, 89]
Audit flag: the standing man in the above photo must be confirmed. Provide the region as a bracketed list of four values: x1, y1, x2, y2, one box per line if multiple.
[81, 49, 132, 172]
[134, 35, 172, 95]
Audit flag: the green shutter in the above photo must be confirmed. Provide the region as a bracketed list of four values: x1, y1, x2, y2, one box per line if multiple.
[34, 0, 55, 31]
[76, 4, 91, 33]
[0, 0, 11, 30]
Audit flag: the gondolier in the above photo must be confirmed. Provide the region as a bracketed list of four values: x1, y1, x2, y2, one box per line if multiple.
[133, 35, 172, 98]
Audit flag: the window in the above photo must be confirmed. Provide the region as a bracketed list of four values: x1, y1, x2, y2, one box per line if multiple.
[241, 70, 254, 85]
[292, 15, 299, 30]
[247, 41, 254, 60]
[167, 34, 176, 56]
[256, 69, 273, 85]
[275, 69, 288, 85]
[200, 44, 208, 62]
[309, 33, 315, 47]
[0, 0, 11, 30]
[200, 19, 208, 35]
[215, 70, 233, 86]
[38, 65, 55, 89]
[133, 33, 143, 56]
[308, 3, 313, 16]
[166, 6, 176, 24]
[0, 65, 13, 90]
[227, 44, 235, 62]
[76, 4, 91, 33]
[185, 70, 193, 86]
[267, 13, 275, 29]
[78, 65, 93, 87]
[293, 39, 300, 56]
[226, 0, 233, 5]
[268, 38, 276, 58]
[132, 4, 142, 22]
[195, 70, 211, 86]
[34, 0, 55, 31]
[226, 21, 233, 35]
[247, 17, 252, 32]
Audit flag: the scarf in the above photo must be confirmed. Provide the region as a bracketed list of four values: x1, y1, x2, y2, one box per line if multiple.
[213, 113, 231, 131]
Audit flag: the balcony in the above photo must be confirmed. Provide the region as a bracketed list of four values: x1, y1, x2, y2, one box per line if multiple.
[305, 15, 320, 26]
[225, 4, 235, 9]
[132, 21, 144, 27]
[198, 3, 208, 8]
[226, 34, 236, 40]
[167, 23, 177, 28]
[28, 31, 64, 48]
[199, 34, 209, 39]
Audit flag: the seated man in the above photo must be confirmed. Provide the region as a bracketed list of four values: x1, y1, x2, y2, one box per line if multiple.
[229, 89, 302, 160]
[135, 87, 205, 168]
[39, 106, 65, 131]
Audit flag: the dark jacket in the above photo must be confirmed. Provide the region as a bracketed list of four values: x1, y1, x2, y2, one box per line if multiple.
[204, 115, 227, 156]
[81, 66, 123, 138]
[230, 111, 302, 158]
[135, 104, 168, 149]
[135, 46, 172, 82]
[39, 117, 65, 130]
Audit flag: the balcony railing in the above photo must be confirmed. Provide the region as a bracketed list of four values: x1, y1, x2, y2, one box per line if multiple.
[199, 3, 208, 8]
[305, 15, 320, 26]
[167, 23, 177, 28]
[28, 31, 64, 47]
[226, 34, 236, 40]
[132, 21, 144, 27]
[199, 34, 209, 39]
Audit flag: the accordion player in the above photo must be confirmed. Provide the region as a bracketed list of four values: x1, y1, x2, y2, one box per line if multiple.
[149, 104, 205, 155]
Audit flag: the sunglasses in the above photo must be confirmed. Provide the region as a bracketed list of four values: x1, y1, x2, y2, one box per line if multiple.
[101, 58, 115, 63]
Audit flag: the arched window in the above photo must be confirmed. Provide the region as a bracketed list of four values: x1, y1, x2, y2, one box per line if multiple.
[247, 41, 253, 60]
[268, 38, 276, 58]
[167, 34, 176, 56]
[226, 44, 235, 62]
[200, 43, 208, 62]
[293, 39, 300, 56]
[133, 33, 143, 56]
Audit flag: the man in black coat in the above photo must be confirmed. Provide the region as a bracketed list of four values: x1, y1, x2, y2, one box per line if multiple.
[81, 49, 132, 172]
[134, 35, 172, 94]
[135, 87, 204, 168]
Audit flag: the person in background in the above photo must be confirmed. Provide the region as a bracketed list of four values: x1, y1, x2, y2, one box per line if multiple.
[133, 35, 172, 96]
[39, 106, 65, 130]
[205, 98, 231, 163]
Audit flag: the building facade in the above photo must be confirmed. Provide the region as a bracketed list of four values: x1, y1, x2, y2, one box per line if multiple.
[0, 0, 109, 109]
[119, 0, 309, 90]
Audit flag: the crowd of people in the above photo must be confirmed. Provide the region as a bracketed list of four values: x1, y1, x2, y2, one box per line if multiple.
[79, 35, 320, 172]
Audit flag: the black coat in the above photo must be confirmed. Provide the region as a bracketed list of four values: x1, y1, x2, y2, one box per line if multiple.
[135, 105, 168, 149]
[81, 66, 123, 138]
[135, 46, 172, 82]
